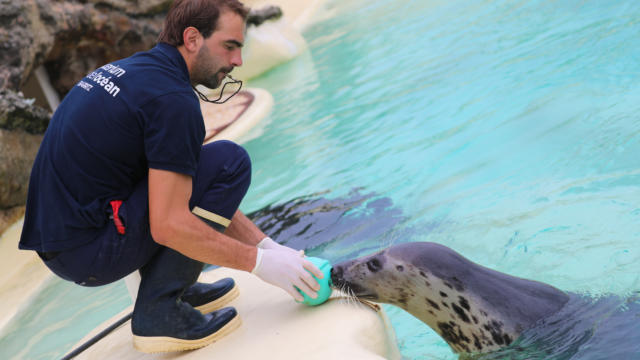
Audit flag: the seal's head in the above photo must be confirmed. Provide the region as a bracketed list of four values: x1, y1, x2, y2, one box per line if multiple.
[331, 242, 465, 310]
[331, 248, 415, 307]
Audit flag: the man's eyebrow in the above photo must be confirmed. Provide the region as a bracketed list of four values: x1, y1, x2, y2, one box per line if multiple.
[226, 39, 244, 48]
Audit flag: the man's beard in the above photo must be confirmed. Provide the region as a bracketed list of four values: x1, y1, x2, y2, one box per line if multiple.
[192, 44, 230, 89]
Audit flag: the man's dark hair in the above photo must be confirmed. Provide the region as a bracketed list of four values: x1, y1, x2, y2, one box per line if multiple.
[158, 0, 249, 46]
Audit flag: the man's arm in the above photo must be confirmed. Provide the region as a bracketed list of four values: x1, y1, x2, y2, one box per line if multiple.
[148, 168, 323, 301]
[226, 210, 302, 255]
[224, 210, 265, 247]
[148, 168, 257, 271]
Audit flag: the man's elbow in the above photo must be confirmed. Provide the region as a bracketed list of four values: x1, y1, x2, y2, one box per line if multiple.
[149, 220, 175, 247]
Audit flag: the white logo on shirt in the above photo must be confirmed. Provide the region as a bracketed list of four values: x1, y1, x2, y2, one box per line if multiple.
[79, 64, 127, 97]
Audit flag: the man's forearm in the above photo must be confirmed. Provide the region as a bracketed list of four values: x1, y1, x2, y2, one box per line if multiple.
[224, 210, 266, 247]
[147, 168, 261, 271]
[153, 210, 258, 272]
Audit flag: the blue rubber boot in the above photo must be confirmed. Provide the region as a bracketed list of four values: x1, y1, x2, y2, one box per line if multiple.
[131, 247, 240, 353]
[182, 277, 239, 314]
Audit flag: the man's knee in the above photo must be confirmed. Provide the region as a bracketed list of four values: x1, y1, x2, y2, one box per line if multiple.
[191, 141, 252, 213]
[201, 140, 251, 178]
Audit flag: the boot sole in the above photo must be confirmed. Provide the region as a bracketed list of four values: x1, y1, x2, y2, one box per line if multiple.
[194, 283, 240, 314]
[132, 314, 241, 353]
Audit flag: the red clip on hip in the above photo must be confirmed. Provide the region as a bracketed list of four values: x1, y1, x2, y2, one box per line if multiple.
[110, 200, 126, 235]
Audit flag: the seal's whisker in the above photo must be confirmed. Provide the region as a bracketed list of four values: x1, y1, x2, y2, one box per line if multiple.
[338, 285, 351, 306]
[343, 286, 353, 306]
[334, 285, 357, 308]
[327, 285, 380, 313]
[347, 288, 358, 307]
[342, 287, 352, 307]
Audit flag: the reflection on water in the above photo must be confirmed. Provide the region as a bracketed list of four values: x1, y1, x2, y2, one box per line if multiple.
[248, 188, 409, 259]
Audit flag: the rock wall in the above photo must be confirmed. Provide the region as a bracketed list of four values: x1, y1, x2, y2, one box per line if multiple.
[0, 90, 47, 214]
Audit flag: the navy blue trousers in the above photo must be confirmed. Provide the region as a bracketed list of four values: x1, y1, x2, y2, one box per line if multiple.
[40, 141, 251, 286]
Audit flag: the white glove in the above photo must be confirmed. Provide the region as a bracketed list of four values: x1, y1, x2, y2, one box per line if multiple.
[257, 236, 302, 256]
[252, 248, 323, 301]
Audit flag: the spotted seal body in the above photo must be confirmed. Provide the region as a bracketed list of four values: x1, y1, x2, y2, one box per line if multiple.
[331, 242, 569, 354]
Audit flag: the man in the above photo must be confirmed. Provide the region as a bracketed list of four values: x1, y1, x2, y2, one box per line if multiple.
[19, 0, 322, 353]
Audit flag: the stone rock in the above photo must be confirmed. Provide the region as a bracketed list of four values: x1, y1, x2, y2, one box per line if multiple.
[0, 88, 48, 209]
[0, 89, 50, 134]
[0, 128, 43, 209]
[0, 0, 54, 93]
[0, 205, 25, 237]
[247, 5, 283, 27]
[85, 0, 172, 16]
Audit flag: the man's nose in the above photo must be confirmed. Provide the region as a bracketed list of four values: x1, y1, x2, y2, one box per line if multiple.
[231, 49, 243, 67]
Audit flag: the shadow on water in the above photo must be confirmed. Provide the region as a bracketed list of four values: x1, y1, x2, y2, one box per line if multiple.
[246, 188, 413, 262]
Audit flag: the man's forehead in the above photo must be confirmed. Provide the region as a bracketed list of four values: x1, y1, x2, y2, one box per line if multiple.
[212, 10, 245, 41]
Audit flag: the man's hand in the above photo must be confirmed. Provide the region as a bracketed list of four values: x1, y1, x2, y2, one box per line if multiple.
[252, 248, 324, 301]
[257, 237, 302, 256]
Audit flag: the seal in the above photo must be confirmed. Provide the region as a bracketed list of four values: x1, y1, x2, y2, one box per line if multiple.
[331, 242, 569, 354]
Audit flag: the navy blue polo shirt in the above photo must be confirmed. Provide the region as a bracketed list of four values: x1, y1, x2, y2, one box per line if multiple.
[19, 43, 205, 252]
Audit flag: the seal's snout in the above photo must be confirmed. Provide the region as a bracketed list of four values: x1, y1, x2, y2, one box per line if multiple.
[330, 265, 344, 287]
[327, 260, 381, 301]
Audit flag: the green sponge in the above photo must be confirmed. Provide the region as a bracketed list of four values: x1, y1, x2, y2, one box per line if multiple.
[296, 257, 333, 306]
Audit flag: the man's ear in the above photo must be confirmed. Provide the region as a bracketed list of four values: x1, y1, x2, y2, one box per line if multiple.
[182, 26, 202, 53]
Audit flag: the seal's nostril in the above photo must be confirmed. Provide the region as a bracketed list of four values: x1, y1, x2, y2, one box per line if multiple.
[331, 266, 343, 281]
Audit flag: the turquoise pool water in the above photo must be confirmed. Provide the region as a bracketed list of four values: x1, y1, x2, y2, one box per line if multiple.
[2, 0, 639, 358]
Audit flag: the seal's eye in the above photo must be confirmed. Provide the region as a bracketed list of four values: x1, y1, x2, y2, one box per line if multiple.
[366, 258, 383, 273]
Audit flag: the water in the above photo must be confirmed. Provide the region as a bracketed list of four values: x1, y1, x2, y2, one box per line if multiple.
[2, 0, 640, 358]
